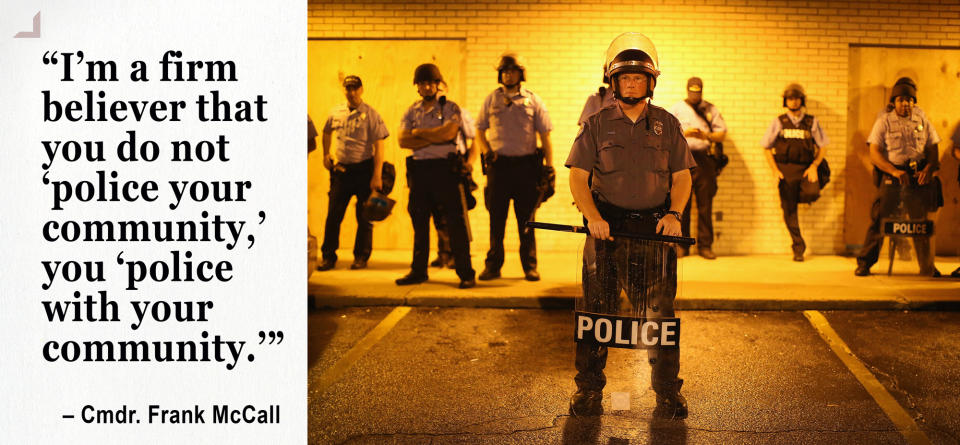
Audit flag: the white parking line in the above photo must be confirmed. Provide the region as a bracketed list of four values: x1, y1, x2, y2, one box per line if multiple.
[316, 306, 412, 394]
[803, 310, 932, 445]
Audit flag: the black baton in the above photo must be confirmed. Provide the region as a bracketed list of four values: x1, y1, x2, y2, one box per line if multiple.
[525, 221, 696, 246]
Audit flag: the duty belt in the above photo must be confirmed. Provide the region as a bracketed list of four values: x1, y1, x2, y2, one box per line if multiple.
[334, 157, 373, 173]
[892, 158, 927, 174]
[594, 196, 666, 222]
[405, 156, 453, 168]
[495, 153, 538, 163]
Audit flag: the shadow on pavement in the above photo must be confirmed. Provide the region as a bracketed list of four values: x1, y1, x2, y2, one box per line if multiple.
[649, 417, 688, 445]
[561, 415, 601, 444]
[306, 311, 338, 370]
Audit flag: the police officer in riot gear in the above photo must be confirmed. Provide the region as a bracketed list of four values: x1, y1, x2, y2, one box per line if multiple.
[855, 77, 941, 277]
[476, 52, 554, 282]
[761, 84, 829, 261]
[566, 33, 694, 418]
[396, 64, 476, 288]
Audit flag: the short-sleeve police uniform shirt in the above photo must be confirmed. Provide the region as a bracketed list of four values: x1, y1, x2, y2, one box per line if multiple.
[456, 107, 476, 155]
[401, 99, 463, 160]
[867, 109, 940, 165]
[760, 112, 829, 149]
[566, 103, 696, 210]
[577, 89, 616, 125]
[323, 102, 389, 164]
[669, 100, 727, 151]
[476, 87, 552, 157]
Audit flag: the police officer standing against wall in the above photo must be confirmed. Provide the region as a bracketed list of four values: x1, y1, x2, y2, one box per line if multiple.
[317, 76, 387, 271]
[396, 64, 476, 288]
[855, 77, 941, 277]
[761, 84, 829, 261]
[566, 33, 694, 418]
[475, 52, 554, 281]
[669, 77, 726, 259]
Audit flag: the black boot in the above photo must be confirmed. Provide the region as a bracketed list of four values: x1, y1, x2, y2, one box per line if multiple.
[569, 390, 603, 417]
[653, 379, 688, 420]
[395, 272, 428, 286]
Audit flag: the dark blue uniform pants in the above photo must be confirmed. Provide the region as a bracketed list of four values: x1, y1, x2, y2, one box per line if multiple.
[407, 158, 475, 281]
[857, 180, 934, 273]
[484, 154, 540, 272]
[321, 158, 374, 263]
[776, 162, 819, 255]
[574, 207, 681, 397]
[682, 150, 718, 249]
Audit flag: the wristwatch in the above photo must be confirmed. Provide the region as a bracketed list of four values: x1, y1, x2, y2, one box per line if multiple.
[665, 210, 682, 221]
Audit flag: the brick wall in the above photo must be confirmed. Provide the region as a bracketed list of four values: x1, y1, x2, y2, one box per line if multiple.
[308, 0, 960, 255]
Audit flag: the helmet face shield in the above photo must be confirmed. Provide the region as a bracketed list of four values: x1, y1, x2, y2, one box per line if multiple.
[604, 33, 660, 102]
[604, 33, 660, 80]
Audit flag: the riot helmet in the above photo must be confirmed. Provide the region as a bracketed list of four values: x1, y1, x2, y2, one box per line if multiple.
[496, 52, 526, 86]
[361, 191, 396, 222]
[413, 63, 444, 84]
[413, 64, 444, 101]
[604, 33, 661, 104]
[782, 83, 806, 109]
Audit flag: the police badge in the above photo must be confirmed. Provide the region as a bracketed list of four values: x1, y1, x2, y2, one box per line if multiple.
[653, 120, 663, 136]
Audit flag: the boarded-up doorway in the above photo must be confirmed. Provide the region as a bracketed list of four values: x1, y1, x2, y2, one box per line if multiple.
[846, 46, 960, 256]
[308, 39, 466, 252]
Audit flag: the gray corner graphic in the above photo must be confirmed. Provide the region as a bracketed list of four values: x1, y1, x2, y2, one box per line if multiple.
[13, 12, 41, 38]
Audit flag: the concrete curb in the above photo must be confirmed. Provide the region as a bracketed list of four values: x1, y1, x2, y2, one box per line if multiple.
[309, 293, 960, 311]
[308, 253, 960, 311]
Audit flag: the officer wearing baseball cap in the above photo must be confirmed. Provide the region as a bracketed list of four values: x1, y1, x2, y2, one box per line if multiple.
[566, 32, 694, 419]
[317, 75, 389, 271]
[669, 77, 727, 259]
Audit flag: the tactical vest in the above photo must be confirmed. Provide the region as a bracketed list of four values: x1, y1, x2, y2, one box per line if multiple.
[773, 114, 816, 165]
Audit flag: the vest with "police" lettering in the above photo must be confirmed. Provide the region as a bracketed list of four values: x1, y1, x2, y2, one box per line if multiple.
[773, 113, 817, 165]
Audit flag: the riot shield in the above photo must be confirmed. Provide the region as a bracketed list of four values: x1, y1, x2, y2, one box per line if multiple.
[529, 221, 694, 416]
[575, 235, 686, 350]
[526, 222, 693, 349]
